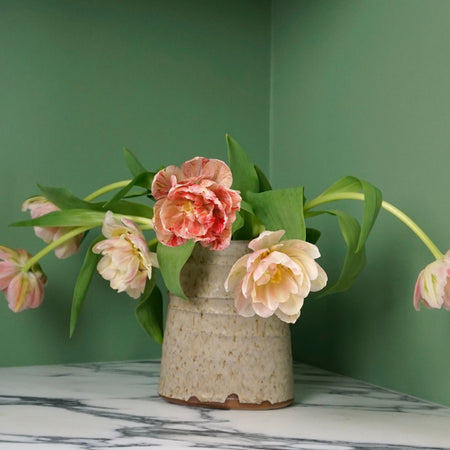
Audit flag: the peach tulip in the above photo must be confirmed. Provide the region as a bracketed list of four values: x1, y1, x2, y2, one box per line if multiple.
[413, 251, 450, 310]
[92, 212, 158, 299]
[0, 246, 46, 312]
[151, 157, 241, 250]
[225, 230, 327, 323]
[22, 196, 83, 259]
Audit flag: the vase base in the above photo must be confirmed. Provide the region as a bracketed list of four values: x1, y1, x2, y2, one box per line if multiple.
[159, 393, 294, 410]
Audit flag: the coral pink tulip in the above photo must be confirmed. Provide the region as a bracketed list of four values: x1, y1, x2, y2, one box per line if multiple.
[0, 246, 46, 312]
[92, 212, 158, 299]
[225, 230, 327, 323]
[413, 251, 450, 310]
[22, 196, 83, 259]
[151, 157, 241, 250]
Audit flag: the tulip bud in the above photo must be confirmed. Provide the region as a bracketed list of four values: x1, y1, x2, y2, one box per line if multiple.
[0, 246, 47, 312]
[22, 196, 83, 259]
[414, 251, 450, 310]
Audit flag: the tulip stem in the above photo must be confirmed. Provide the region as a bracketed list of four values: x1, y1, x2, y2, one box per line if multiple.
[23, 226, 91, 272]
[147, 238, 159, 248]
[304, 192, 444, 260]
[84, 180, 133, 202]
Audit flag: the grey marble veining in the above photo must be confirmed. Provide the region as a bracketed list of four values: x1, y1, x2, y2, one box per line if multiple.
[0, 360, 449, 449]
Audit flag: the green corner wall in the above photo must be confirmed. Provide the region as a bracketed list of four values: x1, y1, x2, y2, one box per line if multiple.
[0, 0, 449, 407]
[271, 0, 450, 406]
[0, 0, 271, 366]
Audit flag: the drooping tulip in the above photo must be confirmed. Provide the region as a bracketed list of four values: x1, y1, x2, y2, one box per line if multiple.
[0, 246, 47, 312]
[151, 157, 241, 250]
[413, 251, 450, 311]
[22, 196, 83, 259]
[92, 212, 158, 299]
[225, 230, 327, 323]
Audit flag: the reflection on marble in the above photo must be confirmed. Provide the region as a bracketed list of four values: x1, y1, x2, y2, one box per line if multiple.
[0, 360, 449, 449]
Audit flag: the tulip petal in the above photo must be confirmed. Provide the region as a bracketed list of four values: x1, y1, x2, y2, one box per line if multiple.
[248, 230, 285, 251]
[225, 230, 327, 323]
[151, 158, 241, 250]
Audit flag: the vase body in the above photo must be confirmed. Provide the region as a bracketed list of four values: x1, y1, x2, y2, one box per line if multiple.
[158, 240, 294, 409]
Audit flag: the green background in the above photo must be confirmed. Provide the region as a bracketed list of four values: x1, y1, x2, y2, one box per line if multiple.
[0, 0, 449, 406]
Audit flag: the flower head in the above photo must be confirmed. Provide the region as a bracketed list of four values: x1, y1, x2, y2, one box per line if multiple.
[151, 157, 241, 250]
[0, 246, 47, 312]
[413, 251, 450, 311]
[225, 230, 327, 323]
[22, 196, 83, 259]
[92, 212, 158, 299]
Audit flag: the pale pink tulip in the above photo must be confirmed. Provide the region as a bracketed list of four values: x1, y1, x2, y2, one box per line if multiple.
[92, 212, 158, 299]
[225, 230, 327, 323]
[22, 196, 83, 259]
[0, 246, 46, 312]
[151, 157, 241, 250]
[413, 251, 450, 311]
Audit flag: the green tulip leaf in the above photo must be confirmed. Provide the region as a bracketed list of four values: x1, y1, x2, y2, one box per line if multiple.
[247, 187, 306, 240]
[11, 209, 106, 228]
[135, 277, 164, 344]
[315, 176, 362, 198]
[123, 148, 148, 177]
[231, 211, 244, 235]
[318, 209, 367, 297]
[70, 236, 102, 338]
[254, 164, 272, 192]
[104, 172, 154, 208]
[157, 240, 195, 301]
[37, 185, 102, 211]
[30, 185, 154, 220]
[226, 134, 260, 198]
[305, 227, 321, 244]
[357, 179, 382, 253]
[105, 200, 153, 219]
[310, 176, 382, 253]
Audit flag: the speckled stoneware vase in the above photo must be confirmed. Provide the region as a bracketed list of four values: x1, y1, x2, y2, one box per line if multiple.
[158, 240, 294, 410]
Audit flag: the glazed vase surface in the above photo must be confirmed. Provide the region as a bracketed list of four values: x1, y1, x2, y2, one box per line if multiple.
[158, 240, 294, 409]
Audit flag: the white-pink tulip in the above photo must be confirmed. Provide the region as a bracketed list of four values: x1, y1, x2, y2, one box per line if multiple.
[413, 251, 450, 311]
[92, 212, 158, 299]
[0, 246, 47, 312]
[225, 230, 327, 323]
[22, 196, 83, 259]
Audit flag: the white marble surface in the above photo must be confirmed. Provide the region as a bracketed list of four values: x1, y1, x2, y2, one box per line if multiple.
[0, 360, 449, 449]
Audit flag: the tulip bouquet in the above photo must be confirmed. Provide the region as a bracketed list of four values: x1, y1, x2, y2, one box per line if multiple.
[0, 136, 448, 343]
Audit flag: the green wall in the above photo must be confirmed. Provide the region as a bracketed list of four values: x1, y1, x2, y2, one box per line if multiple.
[0, 0, 271, 366]
[271, 0, 450, 406]
[1, 0, 449, 407]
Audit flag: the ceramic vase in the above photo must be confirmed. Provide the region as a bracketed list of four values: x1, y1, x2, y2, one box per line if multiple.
[158, 240, 294, 409]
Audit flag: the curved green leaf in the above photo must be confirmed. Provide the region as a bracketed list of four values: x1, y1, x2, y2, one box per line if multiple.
[37, 185, 102, 211]
[135, 278, 163, 344]
[318, 209, 366, 297]
[103, 172, 153, 208]
[357, 179, 382, 253]
[106, 200, 153, 219]
[254, 164, 272, 192]
[123, 148, 147, 177]
[11, 209, 106, 228]
[247, 187, 306, 240]
[70, 236, 102, 338]
[231, 211, 244, 235]
[157, 240, 195, 301]
[305, 227, 321, 244]
[226, 134, 259, 198]
[310, 176, 382, 253]
[314, 176, 361, 199]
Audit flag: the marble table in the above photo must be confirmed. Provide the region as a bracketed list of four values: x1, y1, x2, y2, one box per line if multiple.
[0, 360, 449, 449]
